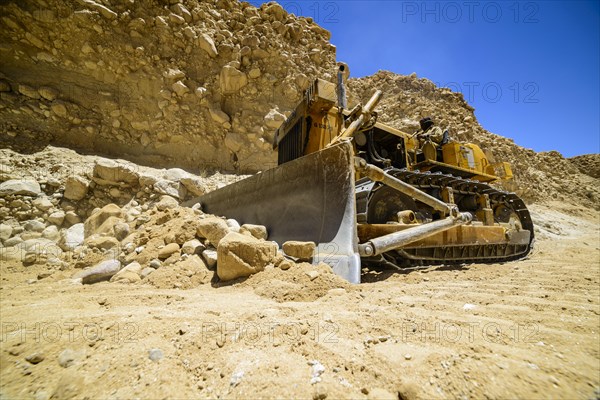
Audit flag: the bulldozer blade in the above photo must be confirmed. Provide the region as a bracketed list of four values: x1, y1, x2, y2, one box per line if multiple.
[186, 142, 361, 283]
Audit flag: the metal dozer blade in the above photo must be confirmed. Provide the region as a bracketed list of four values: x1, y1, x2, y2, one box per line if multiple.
[187, 142, 361, 283]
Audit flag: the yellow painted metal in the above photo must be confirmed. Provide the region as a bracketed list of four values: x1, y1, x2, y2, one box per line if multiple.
[357, 223, 508, 247]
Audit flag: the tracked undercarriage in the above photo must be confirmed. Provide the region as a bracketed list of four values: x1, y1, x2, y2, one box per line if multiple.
[357, 169, 534, 268]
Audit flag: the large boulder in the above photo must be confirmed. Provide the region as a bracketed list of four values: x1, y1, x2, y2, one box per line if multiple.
[0, 180, 41, 196]
[154, 180, 186, 199]
[219, 65, 247, 94]
[93, 159, 139, 185]
[110, 262, 142, 283]
[84, 204, 123, 237]
[64, 176, 89, 201]
[217, 232, 277, 281]
[180, 177, 206, 197]
[76, 259, 121, 284]
[0, 223, 12, 242]
[196, 217, 230, 246]
[198, 33, 218, 58]
[60, 223, 84, 251]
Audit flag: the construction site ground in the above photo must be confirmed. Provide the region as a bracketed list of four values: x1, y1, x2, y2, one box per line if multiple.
[1, 201, 598, 400]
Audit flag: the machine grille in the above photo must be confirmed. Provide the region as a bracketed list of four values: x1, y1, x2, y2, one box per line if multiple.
[277, 119, 304, 165]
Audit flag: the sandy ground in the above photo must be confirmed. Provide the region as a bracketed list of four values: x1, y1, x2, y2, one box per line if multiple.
[1, 202, 599, 400]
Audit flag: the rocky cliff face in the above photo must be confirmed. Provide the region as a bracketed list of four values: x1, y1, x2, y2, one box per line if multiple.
[0, 0, 335, 172]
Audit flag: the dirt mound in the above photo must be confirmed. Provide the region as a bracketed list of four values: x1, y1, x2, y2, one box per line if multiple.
[348, 72, 600, 210]
[242, 262, 351, 302]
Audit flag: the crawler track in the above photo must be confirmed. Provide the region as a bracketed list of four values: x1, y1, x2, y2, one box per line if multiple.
[356, 168, 535, 267]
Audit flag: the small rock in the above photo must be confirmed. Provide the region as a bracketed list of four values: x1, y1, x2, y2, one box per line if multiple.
[64, 211, 80, 225]
[154, 180, 186, 199]
[198, 33, 218, 58]
[58, 349, 77, 368]
[60, 223, 84, 251]
[172, 80, 189, 96]
[113, 222, 130, 241]
[264, 108, 286, 129]
[156, 195, 179, 211]
[19, 84, 40, 99]
[47, 211, 65, 226]
[196, 217, 230, 246]
[63, 176, 89, 201]
[38, 271, 54, 281]
[248, 68, 261, 79]
[149, 259, 162, 269]
[25, 352, 45, 364]
[51, 102, 67, 117]
[180, 177, 206, 197]
[0, 223, 13, 242]
[158, 243, 180, 259]
[84, 204, 123, 237]
[77, 259, 121, 284]
[404, 354, 412, 360]
[239, 224, 268, 240]
[93, 159, 139, 185]
[283, 241, 316, 261]
[217, 232, 277, 281]
[305, 270, 320, 281]
[38, 86, 58, 101]
[225, 219, 240, 232]
[310, 360, 325, 384]
[85, 235, 119, 250]
[0, 180, 41, 196]
[201, 249, 217, 269]
[23, 252, 39, 266]
[110, 262, 142, 283]
[33, 197, 53, 211]
[219, 65, 247, 94]
[278, 259, 294, 271]
[182, 239, 204, 255]
[25, 220, 46, 232]
[148, 348, 163, 362]
[208, 107, 230, 125]
[41, 225, 60, 241]
[313, 387, 327, 400]
[140, 267, 155, 278]
[463, 303, 476, 311]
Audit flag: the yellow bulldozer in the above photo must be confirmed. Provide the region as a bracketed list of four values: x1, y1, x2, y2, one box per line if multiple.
[190, 64, 534, 283]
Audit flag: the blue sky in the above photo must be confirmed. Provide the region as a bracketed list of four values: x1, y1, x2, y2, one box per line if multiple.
[249, 1, 600, 157]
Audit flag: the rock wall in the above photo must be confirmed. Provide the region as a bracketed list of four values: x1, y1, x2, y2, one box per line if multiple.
[0, 0, 336, 172]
